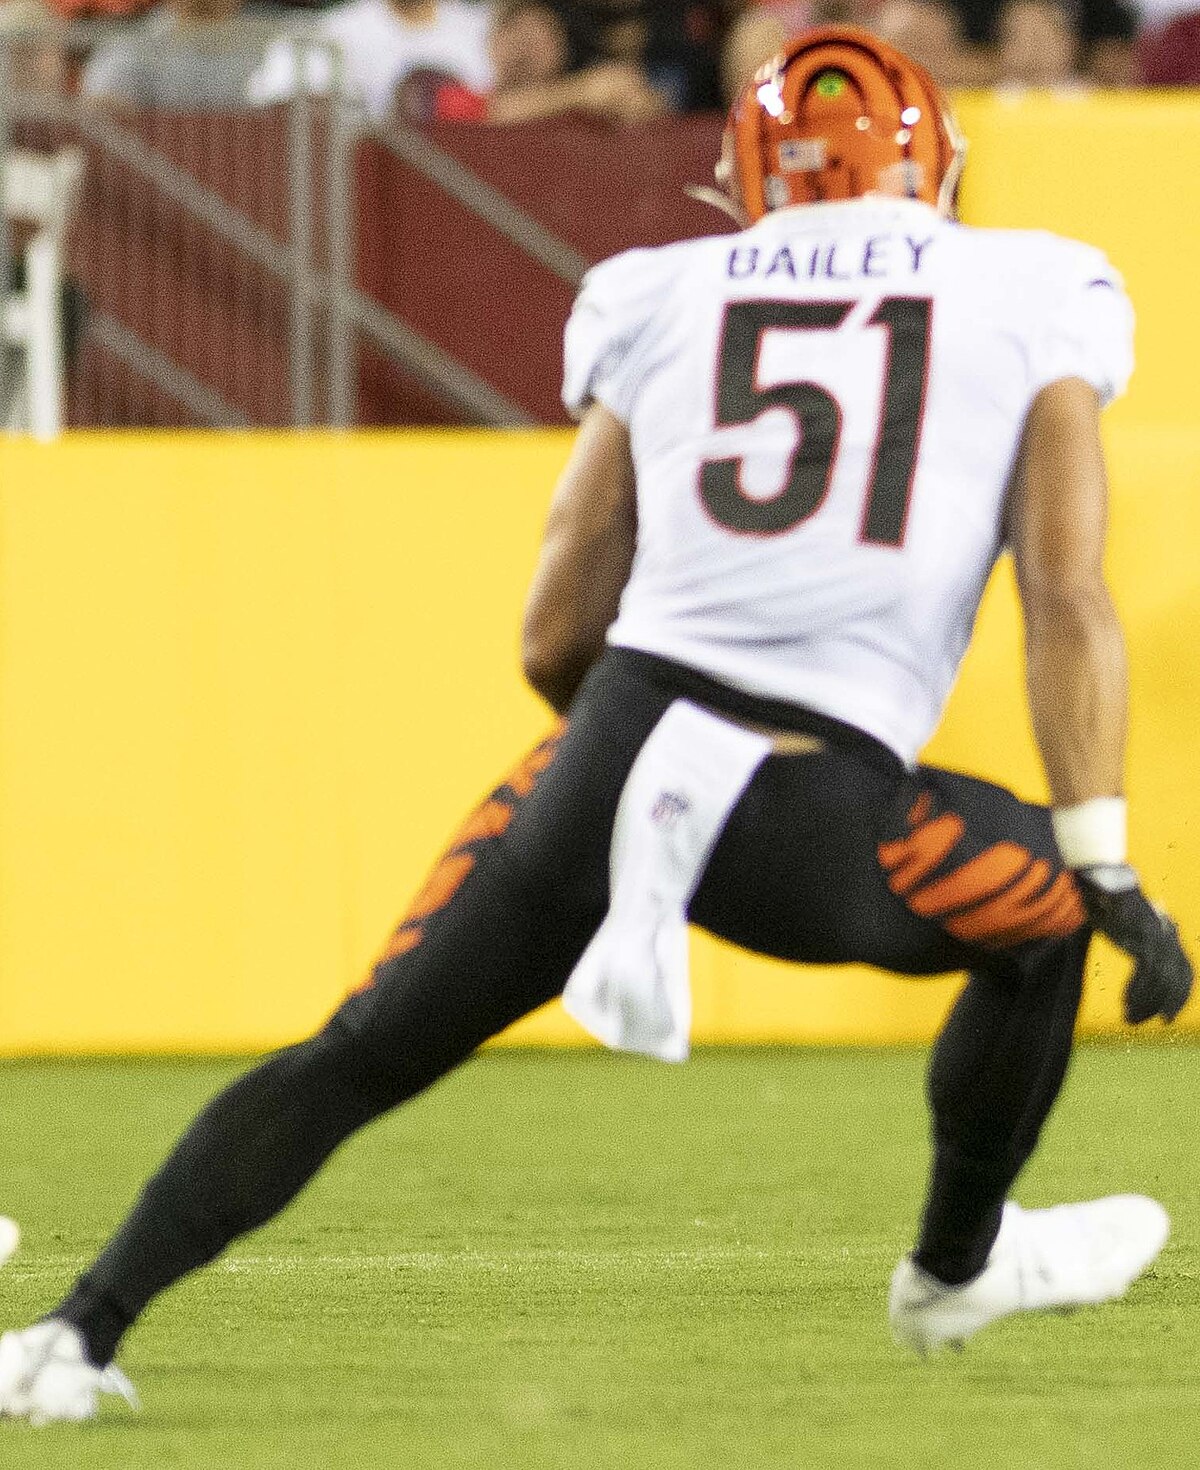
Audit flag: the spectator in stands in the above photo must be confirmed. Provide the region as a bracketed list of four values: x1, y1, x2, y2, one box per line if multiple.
[37, 0, 151, 17]
[870, 0, 1140, 82]
[0, 0, 53, 32]
[487, 0, 565, 91]
[716, 0, 1144, 104]
[538, 0, 728, 111]
[482, 0, 767, 125]
[1137, 0, 1200, 80]
[721, 0, 812, 98]
[81, 0, 281, 110]
[484, 0, 669, 122]
[0, 0, 71, 92]
[248, 0, 494, 123]
[869, 0, 1071, 83]
[1070, 0, 1137, 78]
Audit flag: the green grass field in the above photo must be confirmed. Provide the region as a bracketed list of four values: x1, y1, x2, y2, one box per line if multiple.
[1, 1045, 1198, 1468]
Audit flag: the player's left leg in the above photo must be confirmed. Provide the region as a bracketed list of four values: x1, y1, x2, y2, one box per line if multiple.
[5, 664, 677, 1418]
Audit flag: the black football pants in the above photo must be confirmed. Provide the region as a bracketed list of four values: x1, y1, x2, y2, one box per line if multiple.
[59, 648, 1090, 1361]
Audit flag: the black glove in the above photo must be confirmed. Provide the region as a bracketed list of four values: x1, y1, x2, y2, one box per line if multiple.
[1076, 864, 1194, 1025]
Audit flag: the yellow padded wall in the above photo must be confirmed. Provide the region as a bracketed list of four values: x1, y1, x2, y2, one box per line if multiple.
[0, 421, 1196, 1053]
[1, 92, 1198, 1052]
[0, 432, 554, 1052]
[955, 90, 1200, 433]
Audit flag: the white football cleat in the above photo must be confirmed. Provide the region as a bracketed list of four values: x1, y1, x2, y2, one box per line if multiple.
[0, 1320, 139, 1426]
[0, 1218, 19, 1269]
[890, 1194, 1170, 1356]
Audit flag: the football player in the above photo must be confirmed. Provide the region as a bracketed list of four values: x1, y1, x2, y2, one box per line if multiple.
[0, 26, 1191, 1424]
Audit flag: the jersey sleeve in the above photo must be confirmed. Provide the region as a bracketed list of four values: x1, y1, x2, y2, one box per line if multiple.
[1026, 246, 1135, 407]
[561, 248, 673, 422]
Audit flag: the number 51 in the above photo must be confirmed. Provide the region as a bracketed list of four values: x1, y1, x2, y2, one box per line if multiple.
[699, 297, 932, 547]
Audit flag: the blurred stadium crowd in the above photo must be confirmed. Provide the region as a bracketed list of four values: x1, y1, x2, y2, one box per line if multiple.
[1, 0, 1196, 435]
[2, 0, 1199, 113]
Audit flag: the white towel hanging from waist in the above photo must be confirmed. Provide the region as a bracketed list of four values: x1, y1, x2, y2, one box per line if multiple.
[562, 699, 772, 1063]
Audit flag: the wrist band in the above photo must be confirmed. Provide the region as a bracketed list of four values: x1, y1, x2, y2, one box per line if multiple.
[1050, 797, 1127, 869]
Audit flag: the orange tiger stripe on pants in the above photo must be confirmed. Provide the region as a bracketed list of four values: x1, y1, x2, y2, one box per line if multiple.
[878, 813, 965, 895]
[367, 723, 567, 977]
[879, 805, 1084, 950]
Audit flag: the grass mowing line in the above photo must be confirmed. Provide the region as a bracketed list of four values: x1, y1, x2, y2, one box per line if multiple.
[217, 1245, 781, 1274]
[3, 1246, 787, 1282]
[1, 1260, 89, 1283]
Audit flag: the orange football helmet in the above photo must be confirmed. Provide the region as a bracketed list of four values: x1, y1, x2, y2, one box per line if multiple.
[718, 26, 966, 222]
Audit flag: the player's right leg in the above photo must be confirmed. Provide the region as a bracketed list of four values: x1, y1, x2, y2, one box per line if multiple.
[877, 766, 1169, 1351]
[690, 748, 1169, 1352]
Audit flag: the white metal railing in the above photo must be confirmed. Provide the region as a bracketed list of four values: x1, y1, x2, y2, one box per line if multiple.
[2, 144, 84, 440]
[0, 24, 587, 429]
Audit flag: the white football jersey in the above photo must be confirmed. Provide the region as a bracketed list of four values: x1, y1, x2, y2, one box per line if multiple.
[562, 197, 1134, 764]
